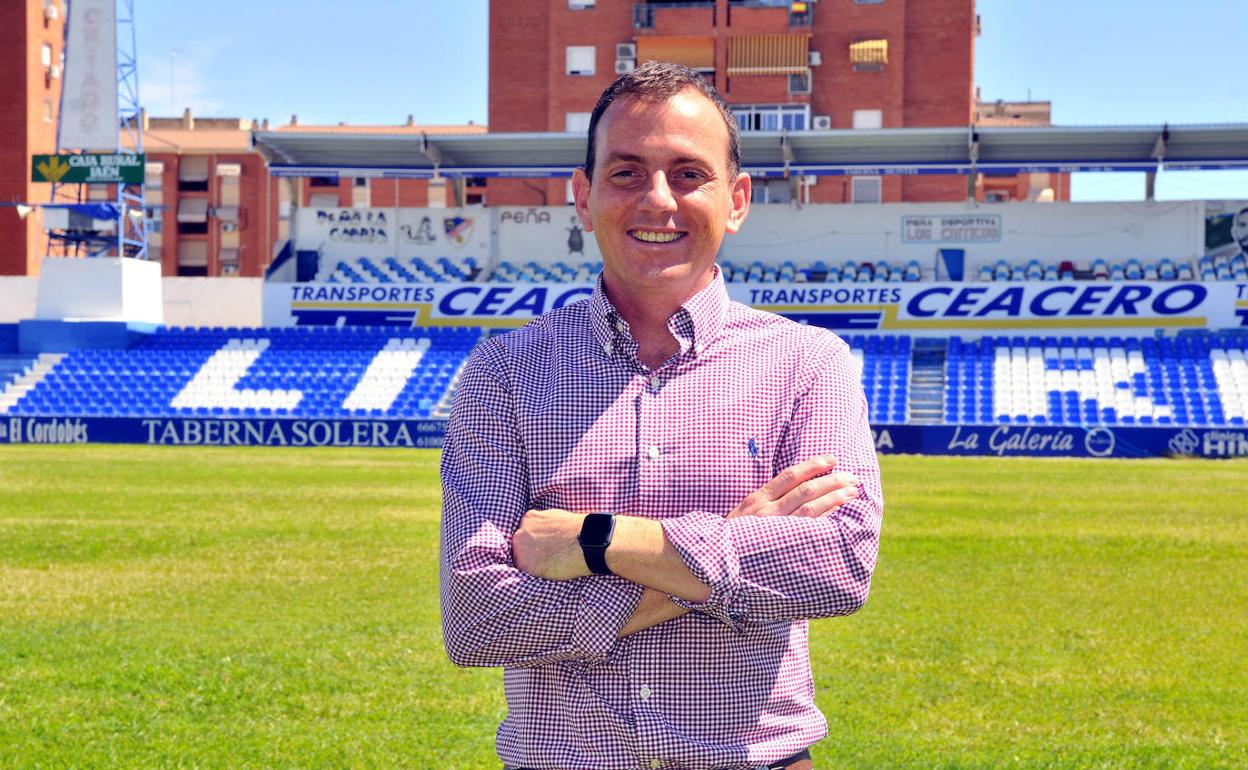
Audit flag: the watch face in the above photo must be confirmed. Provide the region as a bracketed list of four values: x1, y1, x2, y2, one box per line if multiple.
[579, 513, 614, 546]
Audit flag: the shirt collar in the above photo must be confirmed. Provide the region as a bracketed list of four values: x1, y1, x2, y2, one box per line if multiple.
[589, 265, 730, 360]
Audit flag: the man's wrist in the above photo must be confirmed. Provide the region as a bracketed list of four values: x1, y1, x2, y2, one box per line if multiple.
[578, 511, 616, 576]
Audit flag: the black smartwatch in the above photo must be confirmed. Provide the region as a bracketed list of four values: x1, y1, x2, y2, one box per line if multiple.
[578, 512, 616, 576]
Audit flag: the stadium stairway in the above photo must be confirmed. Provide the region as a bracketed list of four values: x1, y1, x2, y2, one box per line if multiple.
[908, 338, 947, 424]
[0, 354, 63, 415]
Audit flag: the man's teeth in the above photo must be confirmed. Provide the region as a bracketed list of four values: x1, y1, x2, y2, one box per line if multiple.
[632, 231, 682, 243]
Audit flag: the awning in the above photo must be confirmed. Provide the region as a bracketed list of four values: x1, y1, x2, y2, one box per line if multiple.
[177, 240, 208, 266]
[176, 197, 209, 223]
[178, 155, 210, 182]
[849, 39, 888, 67]
[637, 36, 714, 69]
[216, 162, 242, 177]
[727, 34, 809, 76]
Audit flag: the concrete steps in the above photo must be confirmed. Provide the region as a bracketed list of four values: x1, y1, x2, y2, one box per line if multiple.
[0, 353, 65, 414]
[908, 338, 947, 425]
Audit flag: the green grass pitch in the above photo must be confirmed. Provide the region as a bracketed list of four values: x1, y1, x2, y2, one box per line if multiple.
[0, 446, 1245, 769]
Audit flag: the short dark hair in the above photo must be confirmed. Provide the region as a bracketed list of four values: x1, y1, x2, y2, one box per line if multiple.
[583, 61, 741, 181]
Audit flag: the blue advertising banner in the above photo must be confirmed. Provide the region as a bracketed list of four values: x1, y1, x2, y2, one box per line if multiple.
[264, 280, 1247, 334]
[2, 416, 1245, 458]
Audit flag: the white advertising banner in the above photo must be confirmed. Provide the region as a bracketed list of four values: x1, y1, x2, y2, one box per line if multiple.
[60, 0, 118, 152]
[292, 206, 489, 261]
[264, 280, 1248, 335]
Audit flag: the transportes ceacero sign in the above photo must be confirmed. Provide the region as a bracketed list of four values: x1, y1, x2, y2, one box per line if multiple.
[264, 280, 1248, 334]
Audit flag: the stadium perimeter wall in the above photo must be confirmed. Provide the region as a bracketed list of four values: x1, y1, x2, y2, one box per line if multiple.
[0, 276, 262, 327]
[1, 416, 1244, 459]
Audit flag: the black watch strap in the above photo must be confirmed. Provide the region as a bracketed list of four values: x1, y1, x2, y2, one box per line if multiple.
[578, 512, 616, 576]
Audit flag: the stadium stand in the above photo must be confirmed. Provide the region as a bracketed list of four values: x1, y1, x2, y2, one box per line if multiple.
[946, 332, 1247, 427]
[3, 326, 482, 420]
[319, 256, 481, 284]
[3, 322, 1245, 430]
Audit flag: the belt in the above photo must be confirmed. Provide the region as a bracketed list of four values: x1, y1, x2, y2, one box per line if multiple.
[509, 748, 812, 770]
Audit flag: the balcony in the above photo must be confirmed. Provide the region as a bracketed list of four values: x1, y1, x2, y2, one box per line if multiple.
[727, 0, 812, 28]
[633, 2, 716, 32]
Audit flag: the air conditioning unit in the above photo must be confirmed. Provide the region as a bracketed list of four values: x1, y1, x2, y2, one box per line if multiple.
[616, 43, 636, 59]
[45, 3, 59, 20]
[222, 222, 238, 233]
[808, 50, 822, 67]
[812, 114, 832, 130]
[49, 65, 60, 79]
[615, 58, 636, 74]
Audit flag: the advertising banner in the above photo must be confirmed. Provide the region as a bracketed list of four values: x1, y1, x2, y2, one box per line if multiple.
[31, 153, 144, 184]
[2, 415, 1244, 459]
[264, 280, 1248, 334]
[59, 0, 118, 151]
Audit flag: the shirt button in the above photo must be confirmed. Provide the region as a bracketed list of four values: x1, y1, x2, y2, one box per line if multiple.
[616, 321, 627, 333]
[647, 446, 660, 460]
[648, 375, 660, 389]
[639, 684, 652, 700]
[603, 342, 613, 355]
[649, 760, 662, 770]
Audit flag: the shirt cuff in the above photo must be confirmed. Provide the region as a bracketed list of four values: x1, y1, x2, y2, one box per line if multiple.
[570, 576, 645, 665]
[660, 509, 746, 632]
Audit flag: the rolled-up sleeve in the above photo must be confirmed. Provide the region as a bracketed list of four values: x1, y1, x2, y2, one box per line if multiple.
[440, 341, 643, 668]
[660, 335, 883, 629]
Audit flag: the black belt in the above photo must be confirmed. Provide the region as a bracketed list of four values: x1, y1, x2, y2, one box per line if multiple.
[509, 748, 812, 770]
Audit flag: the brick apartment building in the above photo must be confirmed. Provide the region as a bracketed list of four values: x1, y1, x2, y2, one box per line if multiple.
[974, 96, 1071, 202]
[488, 0, 980, 206]
[0, 0, 66, 277]
[139, 113, 484, 277]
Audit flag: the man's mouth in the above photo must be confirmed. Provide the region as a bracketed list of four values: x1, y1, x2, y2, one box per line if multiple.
[629, 229, 686, 244]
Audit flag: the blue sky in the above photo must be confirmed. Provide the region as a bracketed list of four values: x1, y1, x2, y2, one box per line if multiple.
[133, 0, 1246, 201]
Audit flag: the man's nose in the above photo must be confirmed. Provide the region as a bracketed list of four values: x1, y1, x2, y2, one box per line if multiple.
[638, 171, 678, 214]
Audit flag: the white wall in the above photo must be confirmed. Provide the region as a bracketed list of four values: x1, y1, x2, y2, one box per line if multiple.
[721, 201, 1205, 270]
[0, 276, 262, 327]
[293, 200, 1211, 275]
[162, 278, 262, 327]
[0, 278, 38, 323]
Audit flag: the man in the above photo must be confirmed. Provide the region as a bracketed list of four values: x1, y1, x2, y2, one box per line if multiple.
[441, 62, 883, 770]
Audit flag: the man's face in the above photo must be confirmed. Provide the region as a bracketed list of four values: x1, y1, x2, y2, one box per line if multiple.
[572, 88, 750, 306]
[1233, 209, 1248, 251]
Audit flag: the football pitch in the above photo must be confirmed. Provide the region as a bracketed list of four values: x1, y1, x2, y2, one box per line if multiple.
[0, 445, 1244, 769]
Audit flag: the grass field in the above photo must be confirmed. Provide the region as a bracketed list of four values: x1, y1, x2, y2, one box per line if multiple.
[0, 446, 1245, 769]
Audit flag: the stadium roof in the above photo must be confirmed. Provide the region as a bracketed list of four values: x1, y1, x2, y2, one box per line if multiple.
[252, 123, 1248, 179]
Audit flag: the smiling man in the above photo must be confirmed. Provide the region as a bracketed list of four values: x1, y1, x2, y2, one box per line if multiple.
[440, 62, 884, 770]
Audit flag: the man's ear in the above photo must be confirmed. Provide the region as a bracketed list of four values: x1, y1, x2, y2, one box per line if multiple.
[572, 167, 594, 232]
[725, 171, 752, 235]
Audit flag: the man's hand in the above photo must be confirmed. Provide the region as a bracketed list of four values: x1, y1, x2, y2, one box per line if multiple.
[729, 454, 859, 519]
[513, 508, 590, 580]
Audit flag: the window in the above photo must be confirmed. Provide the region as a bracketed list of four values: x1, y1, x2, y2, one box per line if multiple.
[41, 44, 52, 67]
[568, 0, 595, 7]
[43, 99, 53, 122]
[177, 241, 208, 272]
[177, 197, 209, 233]
[565, 112, 592, 133]
[177, 156, 209, 192]
[145, 161, 164, 188]
[852, 109, 883, 129]
[733, 104, 810, 132]
[566, 46, 596, 76]
[751, 178, 794, 205]
[850, 176, 882, 204]
[308, 176, 338, 187]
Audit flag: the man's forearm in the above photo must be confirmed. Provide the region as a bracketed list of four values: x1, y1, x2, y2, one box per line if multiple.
[618, 587, 688, 637]
[606, 515, 712, 603]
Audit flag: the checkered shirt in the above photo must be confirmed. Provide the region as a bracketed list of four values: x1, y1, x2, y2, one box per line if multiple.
[440, 268, 884, 770]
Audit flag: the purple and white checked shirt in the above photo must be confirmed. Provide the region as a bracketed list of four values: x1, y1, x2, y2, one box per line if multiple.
[440, 268, 883, 770]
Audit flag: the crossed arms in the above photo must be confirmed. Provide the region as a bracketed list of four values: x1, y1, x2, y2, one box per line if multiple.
[439, 339, 883, 668]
